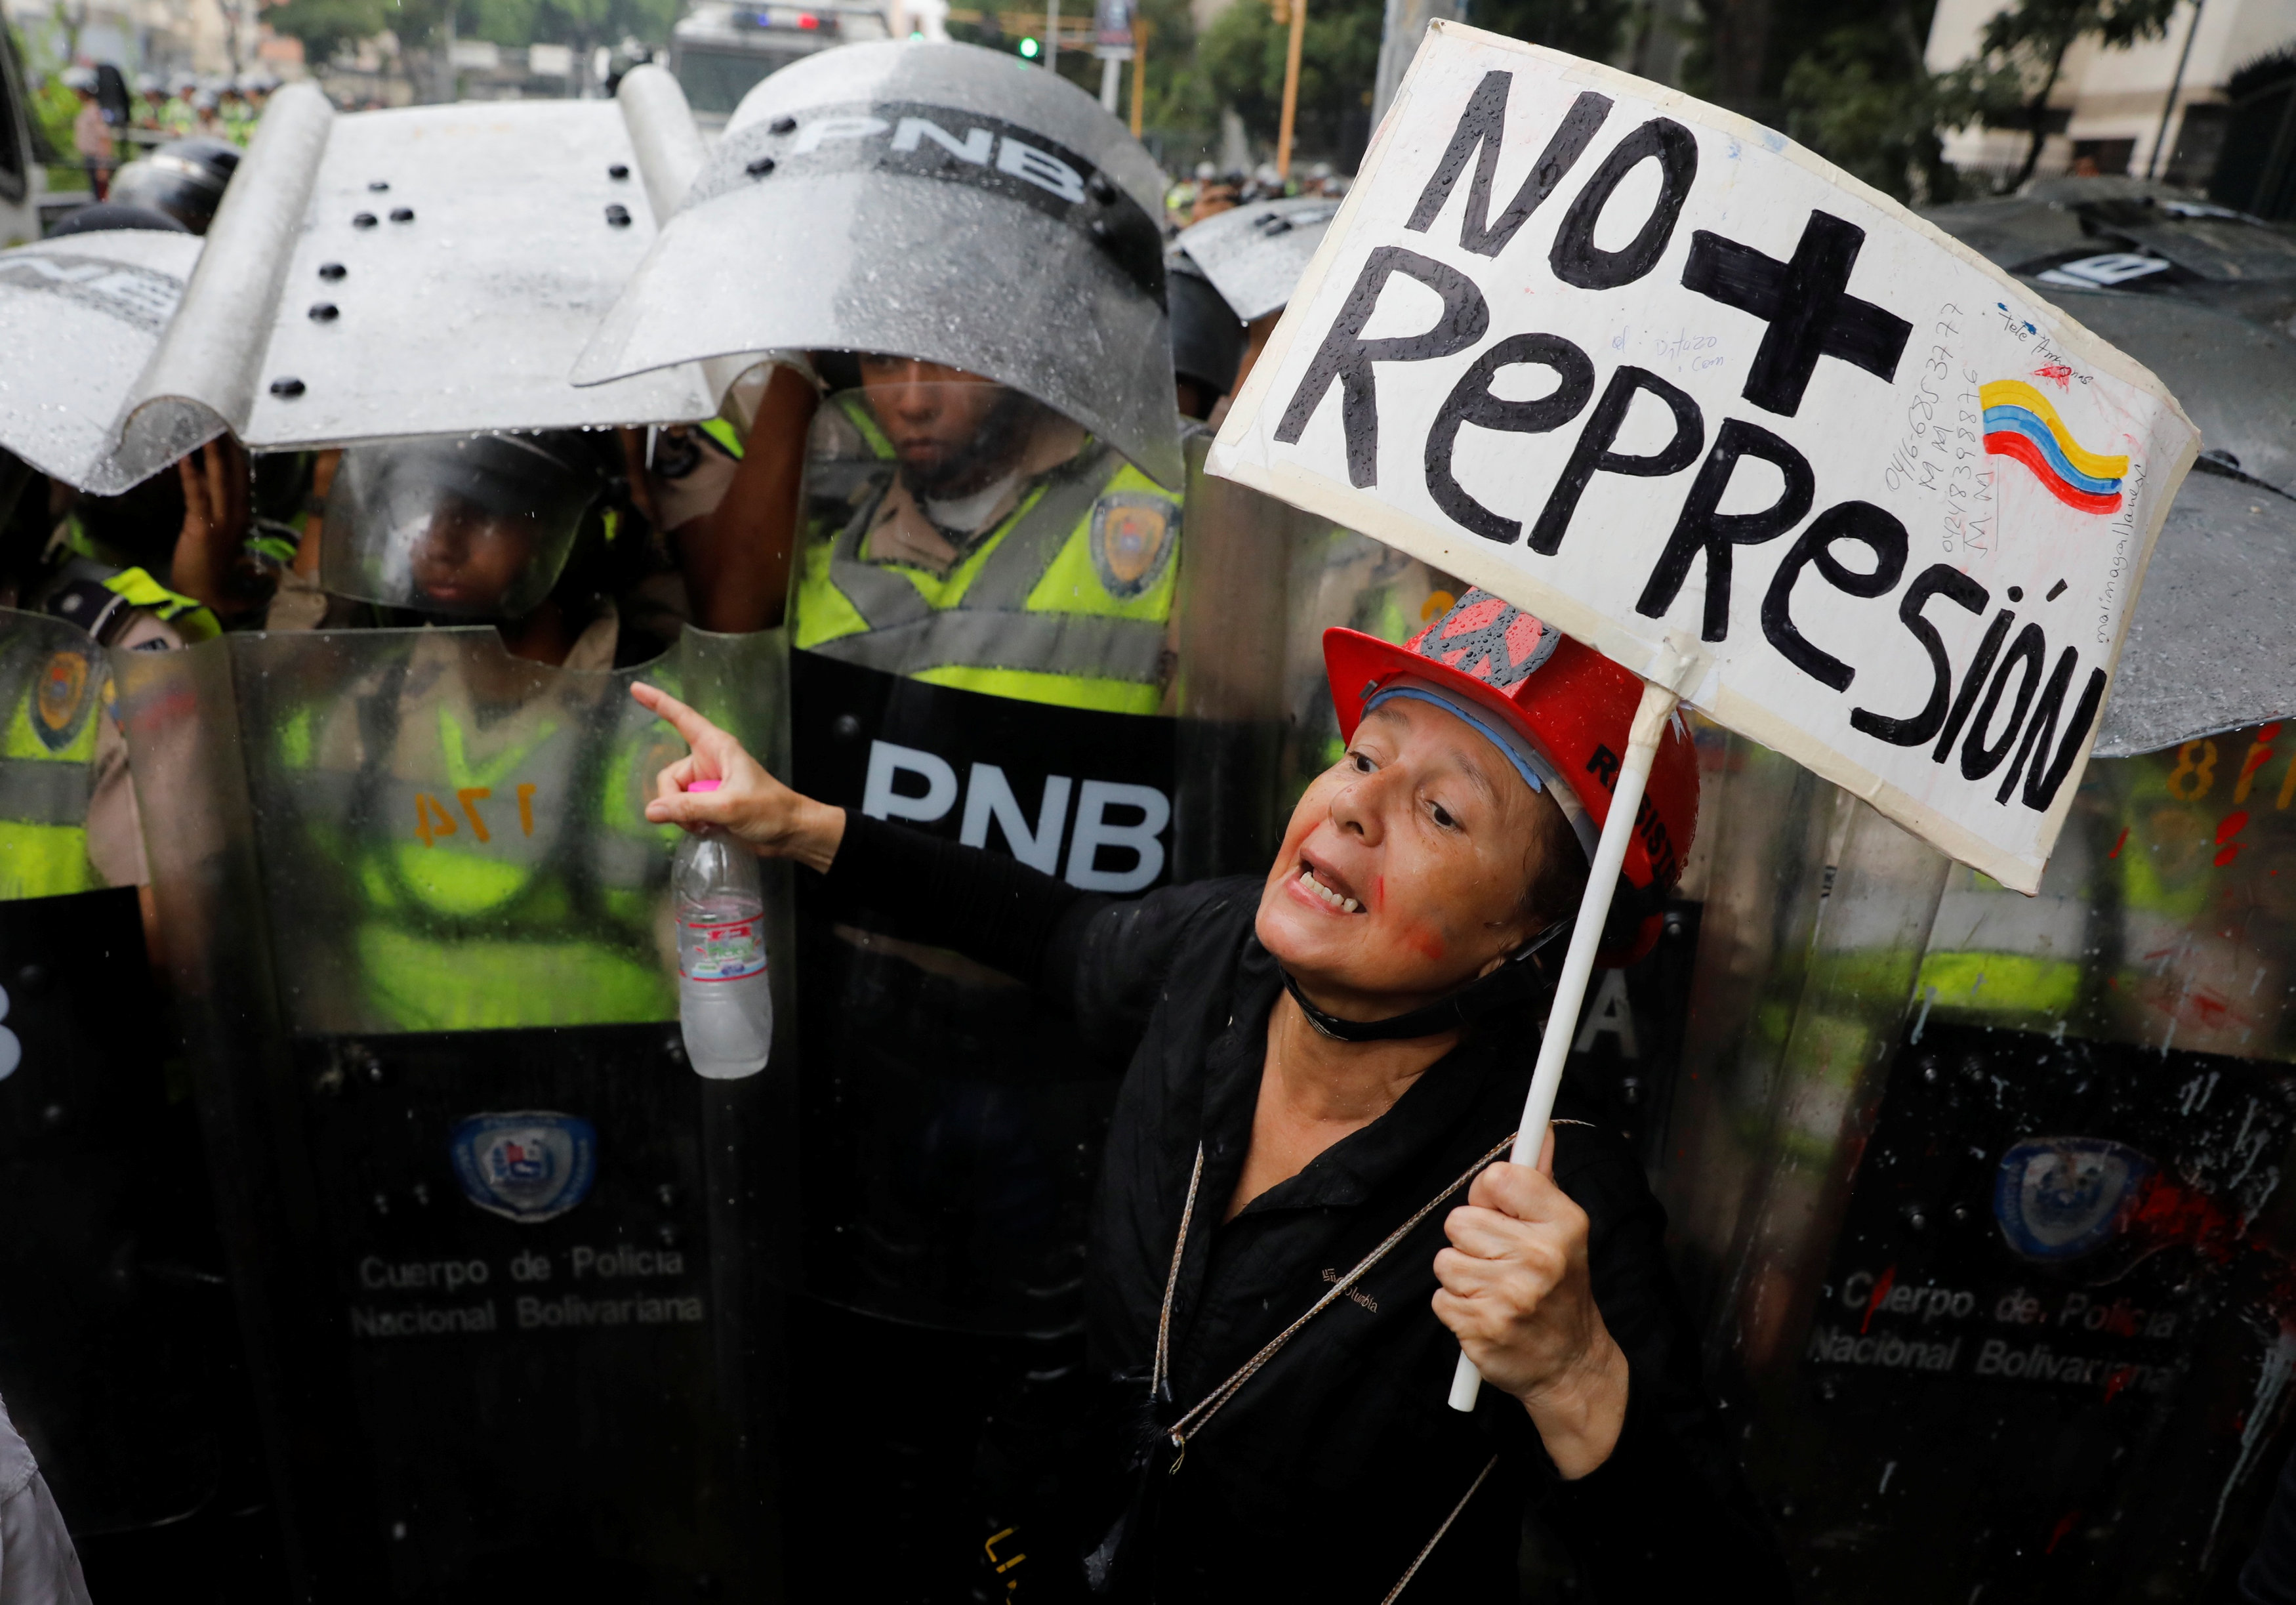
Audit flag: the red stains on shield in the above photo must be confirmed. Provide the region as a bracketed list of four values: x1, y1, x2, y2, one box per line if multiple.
[2125, 1173, 2240, 1266]
[1861, 1265, 1898, 1335]
[2130, 960, 2251, 1034]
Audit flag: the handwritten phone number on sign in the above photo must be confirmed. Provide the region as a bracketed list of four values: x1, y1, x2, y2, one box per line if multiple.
[413, 783, 539, 846]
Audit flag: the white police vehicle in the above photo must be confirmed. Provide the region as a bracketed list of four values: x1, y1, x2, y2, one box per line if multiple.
[668, 1, 891, 130]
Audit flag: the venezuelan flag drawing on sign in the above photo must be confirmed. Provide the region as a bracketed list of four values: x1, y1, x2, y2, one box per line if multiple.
[1980, 381, 2131, 514]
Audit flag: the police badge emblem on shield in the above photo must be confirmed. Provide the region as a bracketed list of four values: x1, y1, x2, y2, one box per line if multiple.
[1992, 1136, 2154, 1261]
[449, 1112, 598, 1224]
[1089, 492, 1178, 600]
[32, 648, 96, 753]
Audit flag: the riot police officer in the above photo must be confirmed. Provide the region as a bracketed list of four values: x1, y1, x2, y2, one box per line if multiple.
[257, 431, 675, 1030]
[113, 411, 783, 1590]
[0, 429, 270, 904]
[297, 428, 670, 669]
[1167, 249, 1244, 425]
[1172, 192, 1338, 421]
[786, 351, 1183, 715]
[581, 39, 1294, 1589]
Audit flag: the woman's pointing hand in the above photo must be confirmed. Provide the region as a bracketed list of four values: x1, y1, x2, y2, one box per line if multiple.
[631, 682, 846, 873]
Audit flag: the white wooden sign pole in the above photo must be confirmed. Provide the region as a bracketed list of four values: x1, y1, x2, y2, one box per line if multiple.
[1449, 674, 1679, 1412]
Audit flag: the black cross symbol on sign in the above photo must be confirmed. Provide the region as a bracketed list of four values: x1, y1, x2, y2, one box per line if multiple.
[1679, 209, 1912, 418]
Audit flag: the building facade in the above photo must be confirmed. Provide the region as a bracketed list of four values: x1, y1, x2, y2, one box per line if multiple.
[1927, 0, 2296, 186]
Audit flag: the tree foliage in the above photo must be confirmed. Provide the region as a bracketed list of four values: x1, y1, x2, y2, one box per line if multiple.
[1198, 0, 1382, 168]
[1471, 0, 1631, 66]
[1778, 0, 1967, 201]
[462, 0, 678, 51]
[1126, 0, 1217, 159]
[266, 0, 448, 63]
[267, 0, 674, 65]
[1940, 0, 2179, 185]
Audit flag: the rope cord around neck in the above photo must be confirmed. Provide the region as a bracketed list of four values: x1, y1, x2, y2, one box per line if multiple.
[1149, 1131, 1517, 1465]
[1145, 1131, 1519, 1599]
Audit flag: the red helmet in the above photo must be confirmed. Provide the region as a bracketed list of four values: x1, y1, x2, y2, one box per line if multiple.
[1323, 588, 1700, 966]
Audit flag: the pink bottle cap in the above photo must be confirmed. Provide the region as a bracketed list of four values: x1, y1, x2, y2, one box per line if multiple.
[686, 778, 722, 793]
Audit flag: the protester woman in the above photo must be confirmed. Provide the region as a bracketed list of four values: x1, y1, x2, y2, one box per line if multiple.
[634, 588, 1788, 1598]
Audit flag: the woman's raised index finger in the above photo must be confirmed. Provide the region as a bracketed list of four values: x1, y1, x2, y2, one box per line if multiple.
[629, 682, 718, 746]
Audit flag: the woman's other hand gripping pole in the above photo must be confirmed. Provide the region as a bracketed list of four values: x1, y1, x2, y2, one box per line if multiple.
[1442, 677, 1679, 1417]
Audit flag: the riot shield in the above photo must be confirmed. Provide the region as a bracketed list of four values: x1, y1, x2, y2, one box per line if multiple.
[577, 41, 1184, 491]
[0, 608, 256, 1563]
[113, 622, 792, 1600]
[787, 394, 1289, 1332]
[0, 230, 210, 494]
[775, 395, 1291, 1595]
[1174, 196, 1338, 324]
[1656, 713, 2296, 1597]
[109, 86, 715, 480]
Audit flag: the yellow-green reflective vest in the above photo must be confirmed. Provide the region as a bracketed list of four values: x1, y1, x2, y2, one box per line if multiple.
[282, 663, 676, 1033]
[51, 532, 224, 646]
[1912, 743, 2233, 1029]
[0, 637, 104, 902]
[698, 417, 745, 460]
[792, 413, 1182, 717]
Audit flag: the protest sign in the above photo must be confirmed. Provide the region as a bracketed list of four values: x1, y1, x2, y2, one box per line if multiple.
[1210, 22, 2201, 894]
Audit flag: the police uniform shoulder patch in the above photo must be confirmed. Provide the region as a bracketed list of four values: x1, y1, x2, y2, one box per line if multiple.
[449, 1112, 598, 1224]
[32, 648, 98, 753]
[1089, 492, 1179, 600]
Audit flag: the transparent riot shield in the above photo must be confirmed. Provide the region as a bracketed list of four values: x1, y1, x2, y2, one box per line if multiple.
[1656, 720, 2296, 1600]
[0, 609, 256, 1556]
[776, 394, 1290, 1596]
[1174, 196, 1339, 324]
[786, 394, 1287, 1334]
[0, 231, 211, 494]
[578, 42, 1183, 490]
[112, 623, 792, 1599]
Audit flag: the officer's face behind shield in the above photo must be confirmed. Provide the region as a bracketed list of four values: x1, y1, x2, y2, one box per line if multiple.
[322, 434, 598, 621]
[853, 354, 1048, 501]
[407, 495, 544, 614]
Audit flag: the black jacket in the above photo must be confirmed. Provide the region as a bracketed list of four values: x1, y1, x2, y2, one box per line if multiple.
[826, 814, 1788, 1602]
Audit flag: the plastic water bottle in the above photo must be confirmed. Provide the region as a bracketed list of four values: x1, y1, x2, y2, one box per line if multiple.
[674, 780, 772, 1079]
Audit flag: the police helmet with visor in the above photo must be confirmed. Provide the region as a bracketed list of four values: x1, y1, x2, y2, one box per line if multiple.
[108, 137, 242, 235]
[321, 432, 613, 621]
[578, 41, 1183, 490]
[1166, 250, 1244, 420]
